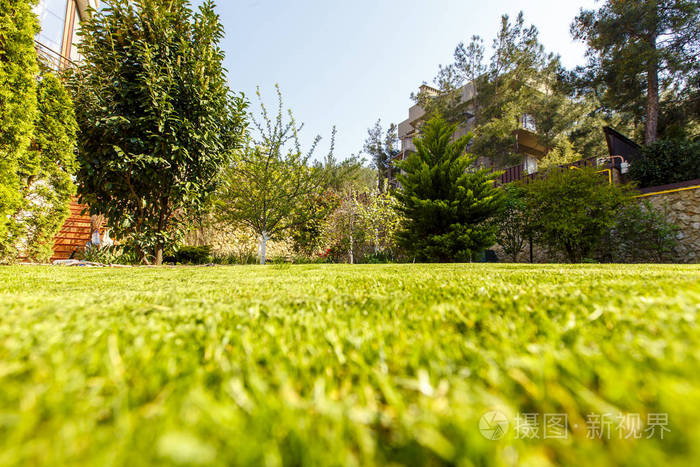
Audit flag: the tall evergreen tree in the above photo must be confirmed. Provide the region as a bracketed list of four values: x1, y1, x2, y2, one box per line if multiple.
[18, 72, 78, 262]
[572, 0, 700, 143]
[395, 117, 504, 262]
[0, 0, 39, 260]
[70, 0, 247, 264]
[363, 120, 399, 192]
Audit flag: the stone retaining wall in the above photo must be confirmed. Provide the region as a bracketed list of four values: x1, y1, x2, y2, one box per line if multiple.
[491, 180, 700, 264]
[640, 182, 700, 263]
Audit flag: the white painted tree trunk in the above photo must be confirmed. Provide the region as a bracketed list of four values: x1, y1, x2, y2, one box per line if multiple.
[259, 231, 270, 265]
[349, 233, 354, 265]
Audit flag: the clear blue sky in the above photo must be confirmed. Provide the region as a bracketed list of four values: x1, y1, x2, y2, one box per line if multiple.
[200, 0, 599, 162]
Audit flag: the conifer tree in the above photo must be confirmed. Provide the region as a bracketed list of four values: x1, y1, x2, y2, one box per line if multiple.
[395, 117, 504, 262]
[0, 0, 39, 259]
[572, 0, 700, 143]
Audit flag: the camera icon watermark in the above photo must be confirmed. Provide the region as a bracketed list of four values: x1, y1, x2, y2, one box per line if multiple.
[479, 410, 510, 440]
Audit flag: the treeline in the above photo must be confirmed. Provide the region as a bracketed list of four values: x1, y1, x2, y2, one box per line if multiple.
[376, 2, 699, 169]
[1, 0, 696, 265]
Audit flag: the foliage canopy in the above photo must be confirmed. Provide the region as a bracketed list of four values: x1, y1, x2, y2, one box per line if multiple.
[70, 0, 247, 264]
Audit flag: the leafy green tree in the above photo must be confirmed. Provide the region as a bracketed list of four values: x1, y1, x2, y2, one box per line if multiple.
[70, 0, 247, 265]
[289, 152, 373, 256]
[524, 167, 633, 263]
[0, 0, 39, 260]
[214, 86, 330, 265]
[395, 117, 504, 262]
[1, 3, 78, 262]
[321, 190, 365, 264]
[492, 183, 532, 262]
[363, 120, 399, 192]
[572, 0, 700, 144]
[357, 188, 404, 260]
[537, 139, 582, 171]
[320, 188, 402, 264]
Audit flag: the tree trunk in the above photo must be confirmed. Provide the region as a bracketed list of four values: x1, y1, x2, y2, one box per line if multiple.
[645, 36, 659, 145]
[155, 246, 163, 266]
[349, 233, 354, 264]
[259, 231, 270, 265]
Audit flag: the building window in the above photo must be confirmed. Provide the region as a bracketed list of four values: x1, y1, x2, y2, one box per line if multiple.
[522, 114, 537, 132]
[34, 0, 68, 53]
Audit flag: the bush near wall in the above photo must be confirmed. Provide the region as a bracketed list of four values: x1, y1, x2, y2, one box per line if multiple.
[630, 139, 700, 188]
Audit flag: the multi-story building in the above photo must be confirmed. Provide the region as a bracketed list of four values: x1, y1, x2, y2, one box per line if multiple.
[34, 0, 99, 69]
[396, 82, 546, 180]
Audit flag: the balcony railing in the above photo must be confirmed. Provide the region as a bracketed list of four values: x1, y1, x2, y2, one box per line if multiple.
[497, 156, 610, 185]
[35, 40, 77, 72]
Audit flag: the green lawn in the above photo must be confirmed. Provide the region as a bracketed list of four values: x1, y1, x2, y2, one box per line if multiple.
[2, 264, 700, 466]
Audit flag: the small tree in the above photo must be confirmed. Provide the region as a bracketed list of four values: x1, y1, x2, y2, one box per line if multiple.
[215, 86, 331, 265]
[357, 188, 403, 258]
[492, 183, 531, 262]
[363, 120, 399, 192]
[395, 117, 504, 262]
[524, 167, 633, 263]
[321, 188, 404, 264]
[321, 191, 365, 264]
[537, 139, 583, 171]
[71, 0, 247, 264]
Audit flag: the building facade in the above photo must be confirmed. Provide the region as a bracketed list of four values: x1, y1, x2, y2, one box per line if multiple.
[396, 82, 545, 179]
[34, 0, 98, 69]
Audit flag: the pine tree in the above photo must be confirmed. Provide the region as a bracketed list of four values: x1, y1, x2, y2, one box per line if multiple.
[572, 0, 700, 143]
[363, 120, 399, 192]
[395, 117, 504, 262]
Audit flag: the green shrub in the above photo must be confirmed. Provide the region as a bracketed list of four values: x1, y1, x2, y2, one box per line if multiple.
[524, 167, 633, 262]
[81, 245, 140, 265]
[609, 201, 679, 263]
[0, 0, 39, 260]
[211, 251, 258, 265]
[164, 245, 212, 265]
[630, 139, 700, 188]
[492, 183, 532, 262]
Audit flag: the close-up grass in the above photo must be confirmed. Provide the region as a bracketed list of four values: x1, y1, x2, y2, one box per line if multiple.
[2, 264, 700, 466]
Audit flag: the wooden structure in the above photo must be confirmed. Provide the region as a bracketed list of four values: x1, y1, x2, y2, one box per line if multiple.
[51, 199, 92, 260]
